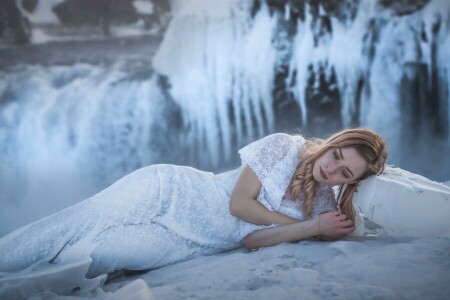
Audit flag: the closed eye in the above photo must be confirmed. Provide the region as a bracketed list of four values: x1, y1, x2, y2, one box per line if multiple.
[333, 150, 339, 159]
[338, 148, 354, 179]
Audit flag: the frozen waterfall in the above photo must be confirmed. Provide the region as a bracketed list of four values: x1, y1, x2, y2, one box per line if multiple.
[0, 0, 449, 237]
[153, 0, 450, 165]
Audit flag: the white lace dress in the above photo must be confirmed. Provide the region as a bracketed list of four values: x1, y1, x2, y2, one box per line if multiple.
[0, 133, 337, 278]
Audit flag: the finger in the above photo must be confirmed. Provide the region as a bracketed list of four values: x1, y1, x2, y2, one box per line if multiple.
[338, 226, 356, 235]
[339, 219, 354, 227]
[336, 214, 349, 221]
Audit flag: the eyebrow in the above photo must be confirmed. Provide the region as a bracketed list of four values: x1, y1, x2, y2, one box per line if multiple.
[339, 148, 355, 178]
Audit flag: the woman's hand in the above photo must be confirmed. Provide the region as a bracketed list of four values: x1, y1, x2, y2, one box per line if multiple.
[317, 211, 355, 240]
[240, 211, 355, 249]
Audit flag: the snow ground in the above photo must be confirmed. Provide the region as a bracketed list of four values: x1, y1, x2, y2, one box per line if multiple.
[5, 232, 447, 300]
[103, 234, 450, 300]
[1, 165, 450, 299]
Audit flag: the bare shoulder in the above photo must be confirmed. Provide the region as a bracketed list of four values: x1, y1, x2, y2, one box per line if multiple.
[232, 165, 262, 199]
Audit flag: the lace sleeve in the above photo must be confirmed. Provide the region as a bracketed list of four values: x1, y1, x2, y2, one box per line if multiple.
[239, 133, 304, 210]
[310, 184, 338, 217]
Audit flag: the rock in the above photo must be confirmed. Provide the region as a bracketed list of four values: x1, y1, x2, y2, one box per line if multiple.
[52, 0, 139, 26]
[0, 0, 31, 44]
[21, 0, 38, 14]
[379, 0, 430, 16]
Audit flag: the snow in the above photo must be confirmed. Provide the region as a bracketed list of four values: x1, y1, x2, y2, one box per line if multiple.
[18, 0, 64, 25]
[133, 1, 154, 15]
[354, 166, 450, 236]
[1, 165, 449, 299]
[1, 235, 449, 299]
[109, 236, 449, 299]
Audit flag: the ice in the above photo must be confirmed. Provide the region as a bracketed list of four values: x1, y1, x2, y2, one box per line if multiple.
[0, 66, 166, 237]
[133, 1, 154, 15]
[18, 0, 64, 25]
[153, 0, 450, 166]
[0, 259, 154, 299]
[288, 8, 315, 127]
[2, 0, 450, 236]
[152, 0, 276, 165]
[354, 166, 450, 236]
[0, 257, 106, 299]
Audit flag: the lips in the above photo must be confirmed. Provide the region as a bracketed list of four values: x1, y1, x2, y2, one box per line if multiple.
[320, 167, 328, 180]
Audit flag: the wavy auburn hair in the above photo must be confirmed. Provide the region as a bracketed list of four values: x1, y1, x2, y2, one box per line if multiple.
[288, 128, 387, 222]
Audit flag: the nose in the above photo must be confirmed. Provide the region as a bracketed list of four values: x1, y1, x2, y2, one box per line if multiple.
[327, 161, 339, 174]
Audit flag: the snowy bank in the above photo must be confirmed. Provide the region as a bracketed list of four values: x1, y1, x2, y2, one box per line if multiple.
[1, 165, 449, 299]
[105, 236, 450, 300]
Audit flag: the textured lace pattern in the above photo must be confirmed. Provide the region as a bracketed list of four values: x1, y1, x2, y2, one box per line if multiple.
[234, 134, 337, 241]
[0, 165, 242, 277]
[279, 183, 337, 220]
[239, 133, 305, 209]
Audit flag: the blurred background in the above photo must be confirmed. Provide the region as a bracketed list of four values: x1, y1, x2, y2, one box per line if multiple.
[0, 0, 449, 237]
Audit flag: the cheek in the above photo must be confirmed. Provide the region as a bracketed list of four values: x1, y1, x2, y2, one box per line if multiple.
[312, 163, 318, 178]
[315, 155, 326, 167]
[312, 159, 319, 172]
[355, 164, 368, 179]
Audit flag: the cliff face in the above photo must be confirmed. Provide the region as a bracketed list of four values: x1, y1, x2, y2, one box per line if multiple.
[0, 0, 171, 44]
[0, 0, 432, 45]
[0, 0, 32, 44]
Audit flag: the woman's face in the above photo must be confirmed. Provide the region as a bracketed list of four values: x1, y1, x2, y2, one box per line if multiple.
[312, 147, 367, 186]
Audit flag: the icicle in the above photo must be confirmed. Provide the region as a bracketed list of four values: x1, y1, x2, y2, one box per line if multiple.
[288, 6, 314, 127]
[153, 0, 277, 166]
[284, 3, 290, 21]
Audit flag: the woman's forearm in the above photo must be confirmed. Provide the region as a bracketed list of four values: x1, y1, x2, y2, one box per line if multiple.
[242, 218, 319, 249]
[242, 211, 356, 249]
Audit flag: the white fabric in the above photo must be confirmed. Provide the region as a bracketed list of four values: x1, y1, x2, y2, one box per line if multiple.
[0, 133, 337, 278]
[234, 133, 337, 241]
[0, 165, 242, 277]
[238, 133, 305, 210]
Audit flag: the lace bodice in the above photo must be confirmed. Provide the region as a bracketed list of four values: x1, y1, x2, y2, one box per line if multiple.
[234, 133, 337, 241]
[279, 183, 337, 219]
[239, 133, 303, 209]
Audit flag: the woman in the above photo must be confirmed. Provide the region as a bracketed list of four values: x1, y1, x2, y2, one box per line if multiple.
[0, 128, 387, 278]
[230, 128, 386, 249]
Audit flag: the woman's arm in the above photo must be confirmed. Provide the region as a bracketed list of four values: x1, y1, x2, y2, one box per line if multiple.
[229, 165, 298, 225]
[242, 211, 356, 249]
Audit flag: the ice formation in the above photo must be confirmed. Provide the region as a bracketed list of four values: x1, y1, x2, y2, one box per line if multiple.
[354, 166, 450, 236]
